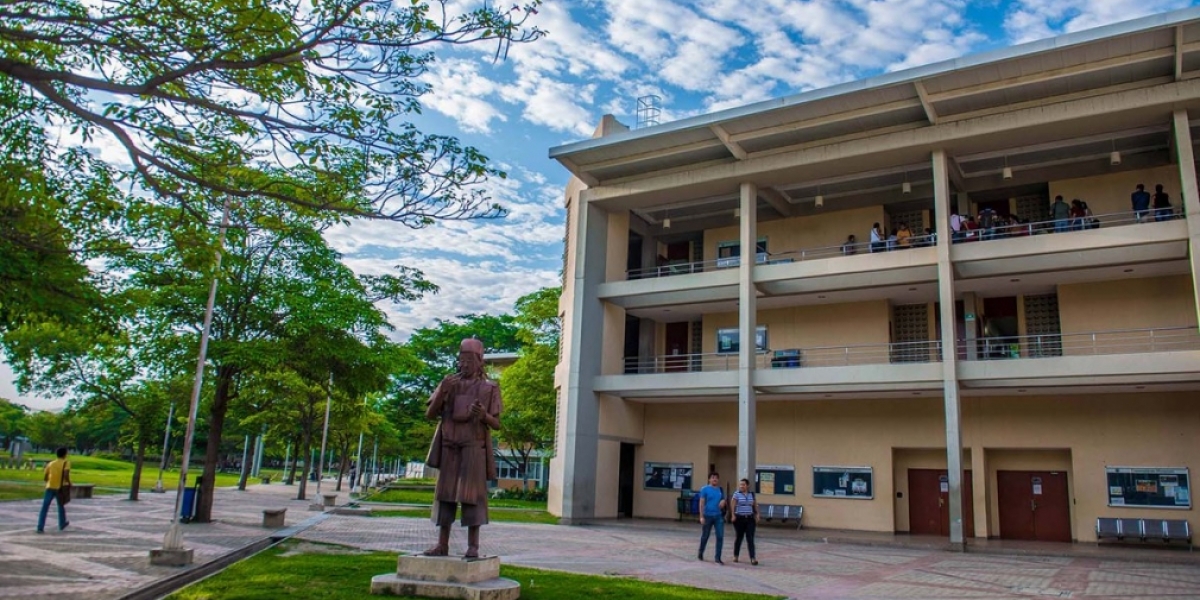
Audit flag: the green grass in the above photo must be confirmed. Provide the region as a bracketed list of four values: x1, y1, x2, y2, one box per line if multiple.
[370, 507, 561, 525]
[0, 481, 47, 501]
[0, 454, 281, 500]
[167, 540, 783, 600]
[365, 488, 546, 510]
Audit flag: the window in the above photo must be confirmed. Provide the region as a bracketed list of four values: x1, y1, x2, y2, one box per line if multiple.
[716, 325, 768, 354]
[496, 457, 543, 482]
[716, 238, 768, 268]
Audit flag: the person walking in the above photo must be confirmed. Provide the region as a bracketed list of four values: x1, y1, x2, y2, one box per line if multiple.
[697, 471, 726, 564]
[731, 478, 760, 565]
[37, 447, 70, 533]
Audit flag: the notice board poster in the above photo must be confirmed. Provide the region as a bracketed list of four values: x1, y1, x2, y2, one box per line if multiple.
[1106, 467, 1190, 509]
[755, 465, 796, 495]
[644, 462, 693, 491]
[813, 466, 873, 499]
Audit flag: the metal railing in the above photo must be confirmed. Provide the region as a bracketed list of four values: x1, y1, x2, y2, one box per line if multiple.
[622, 340, 942, 374]
[956, 326, 1200, 360]
[950, 208, 1183, 243]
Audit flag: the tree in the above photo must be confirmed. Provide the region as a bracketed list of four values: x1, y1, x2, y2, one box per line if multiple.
[23, 410, 75, 450]
[0, 397, 28, 448]
[0, 0, 542, 223]
[496, 287, 559, 489]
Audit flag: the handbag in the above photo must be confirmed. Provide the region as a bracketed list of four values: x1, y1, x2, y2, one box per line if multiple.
[57, 483, 72, 506]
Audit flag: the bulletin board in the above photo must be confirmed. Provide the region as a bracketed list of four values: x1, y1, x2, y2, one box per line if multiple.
[755, 465, 796, 495]
[1106, 467, 1191, 509]
[812, 466, 874, 499]
[644, 462, 693, 491]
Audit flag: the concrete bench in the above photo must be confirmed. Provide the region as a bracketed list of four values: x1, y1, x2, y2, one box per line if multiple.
[760, 504, 804, 529]
[321, 493, 338, 507]
[1097, 517, 1192, 549]
[70, 484, 95, 500]
[262, 508, 287, 528]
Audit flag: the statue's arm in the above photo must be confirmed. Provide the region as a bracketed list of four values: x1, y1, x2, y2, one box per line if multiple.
[481, 385, 502, 430]
[425, 380, 448, 420]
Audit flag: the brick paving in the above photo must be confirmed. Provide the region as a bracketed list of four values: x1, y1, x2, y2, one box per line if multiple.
[3, 481, 1200, 599]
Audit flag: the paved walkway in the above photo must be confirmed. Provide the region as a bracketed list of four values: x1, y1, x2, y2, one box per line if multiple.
[3, 482, 1200, 599]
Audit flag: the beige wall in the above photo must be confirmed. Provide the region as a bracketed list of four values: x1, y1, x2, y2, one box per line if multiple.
[604, 210, 630, 283]
[1059, 275, 1198, 334]
[703, 205, 886, 260]
[611, 393, 1197, 541]
[702, 301, 892, 356]
[1050, 164, 1180, 217]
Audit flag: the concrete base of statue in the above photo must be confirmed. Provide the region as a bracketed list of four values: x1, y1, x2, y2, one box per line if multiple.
[370, 555, 519, 600]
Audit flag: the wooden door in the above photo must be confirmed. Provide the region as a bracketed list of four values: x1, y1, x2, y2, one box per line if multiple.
[997, 470, 1071, 542]
[908, 469, 975, 537]
[664, 322, 690, 372]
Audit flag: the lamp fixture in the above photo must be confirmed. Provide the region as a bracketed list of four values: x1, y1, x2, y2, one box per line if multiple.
[902, 171, 911, 195]
[1002, 155, 1012, 180]
[663, 209, 671, 229]
[734, 207, 740, 218]
[1110, 139, 1121, 166]
[814, 185, 824, 208]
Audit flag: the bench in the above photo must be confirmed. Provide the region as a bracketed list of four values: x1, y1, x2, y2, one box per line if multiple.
[1097, 517, 1191, 549]
[262, 508, 287, 528]
[760, 504, 804, 529]
[69, 484, 95, 500]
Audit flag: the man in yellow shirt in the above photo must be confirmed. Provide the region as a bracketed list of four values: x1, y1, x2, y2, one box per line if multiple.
[38, 447, 70, 533]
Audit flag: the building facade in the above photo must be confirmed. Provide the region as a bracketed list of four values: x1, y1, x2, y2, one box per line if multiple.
[547, 9, 1200, 545]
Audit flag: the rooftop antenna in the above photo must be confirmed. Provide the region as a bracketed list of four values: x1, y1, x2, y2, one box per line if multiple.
[636, 95, 662, 129]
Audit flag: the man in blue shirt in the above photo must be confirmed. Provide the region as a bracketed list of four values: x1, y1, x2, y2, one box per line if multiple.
[1131, 183, 1151, 222]
[697, 471, 726, 564]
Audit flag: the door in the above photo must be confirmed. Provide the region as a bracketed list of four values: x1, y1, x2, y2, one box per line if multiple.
[908, 469, 975, 537]
[708, 446, 737, 498]
[617, 443, 635, 518]
[664, 322, 690, 372]
[997, 470, 1071, 542]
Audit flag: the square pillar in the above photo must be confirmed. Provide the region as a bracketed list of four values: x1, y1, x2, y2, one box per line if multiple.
[933, 150, 966, 550]
[1172, 110, 1200, 326]
[737, 182, 758, 483]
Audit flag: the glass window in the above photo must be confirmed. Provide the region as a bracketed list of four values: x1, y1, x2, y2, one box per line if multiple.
[496, 457, 543, 481]
[716, 326, 768, 354]
[716, 238, 768, 267]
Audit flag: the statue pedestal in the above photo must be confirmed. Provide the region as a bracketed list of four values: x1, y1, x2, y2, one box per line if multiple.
[371, 555, 520, 600]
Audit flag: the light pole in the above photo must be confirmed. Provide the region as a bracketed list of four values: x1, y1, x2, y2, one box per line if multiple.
[151, 199, 231, 566]
[369, 436, 379, 489]
[152, 402, 175, 493]
[310, 373, 334, 510]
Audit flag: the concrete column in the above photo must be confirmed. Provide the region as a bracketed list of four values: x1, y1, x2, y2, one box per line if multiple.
[1172, 110, 1200, 326]
[641, 234, 658, 275]
[737, 182, 758, 483]
[962, 292, 978, 361]
[933, 149, 966, 551]
[638, 318, 657, 374]
[955, 192, 970, 219]
[561, 198, 609, 523]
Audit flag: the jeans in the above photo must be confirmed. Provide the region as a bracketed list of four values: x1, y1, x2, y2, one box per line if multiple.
[733, 515, 757, 559]
[698, 514, 724, 560]
[1156, 208, 1173, 221]
[38, 489, 66, 532]
[1054, 218, 1069, 233]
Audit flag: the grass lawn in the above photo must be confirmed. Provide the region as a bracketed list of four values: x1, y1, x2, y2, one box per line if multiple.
[369, 507, 560, 525]
[167, 540, 783, 600]
[0, 454, 281, 501]
[365, 487, 546, 510]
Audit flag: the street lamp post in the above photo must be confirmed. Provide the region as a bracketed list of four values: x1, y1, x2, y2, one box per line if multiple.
[151, 200, 231, 566]
[310, 373, 334, 510]
[152, 402, 175, 493]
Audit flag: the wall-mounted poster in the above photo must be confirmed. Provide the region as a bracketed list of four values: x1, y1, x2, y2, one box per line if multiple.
[1106, 467, 1191, 509]
[755, 465, 796, 495]
[813, 466, 873, 499]
[644, 462, 694, 491]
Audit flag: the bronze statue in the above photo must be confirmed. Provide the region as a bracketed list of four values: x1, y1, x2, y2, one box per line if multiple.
[423, 338, 502, 559]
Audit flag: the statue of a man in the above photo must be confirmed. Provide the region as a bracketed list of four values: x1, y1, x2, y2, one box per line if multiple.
[423, 338, 502, 559]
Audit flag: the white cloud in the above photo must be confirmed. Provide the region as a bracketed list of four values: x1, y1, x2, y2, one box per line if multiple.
[1003, 0, 1191, 43]
[420, 59, 508, 133]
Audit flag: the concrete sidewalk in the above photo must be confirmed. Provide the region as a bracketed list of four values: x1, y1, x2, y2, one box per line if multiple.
[4, 483, 1200, 599]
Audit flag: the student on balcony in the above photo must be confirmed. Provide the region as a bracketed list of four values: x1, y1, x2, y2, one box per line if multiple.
[896, 223, 913, 249]
[1050, 195, 1071, 233]
[1131, 184, 1151, 222]
[841, 235, 858, 255]
[870, 223, 885, 253]
[1153, 184, 1173, 222]
[950, 210, 965, 242]
[1070, 199, 1087, 231]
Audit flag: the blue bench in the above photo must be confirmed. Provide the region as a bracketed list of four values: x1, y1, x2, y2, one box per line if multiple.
[760, 503, 804, 529]
[1097, 517, 1191, 549]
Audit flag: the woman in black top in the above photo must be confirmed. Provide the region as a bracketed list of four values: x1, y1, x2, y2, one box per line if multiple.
[731, 478, 760, 565]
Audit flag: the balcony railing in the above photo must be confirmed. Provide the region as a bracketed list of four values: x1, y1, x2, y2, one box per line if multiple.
[956, 326, 1200, 360]
[950, 208, 1182, 243]
[622, 340, 942, 374]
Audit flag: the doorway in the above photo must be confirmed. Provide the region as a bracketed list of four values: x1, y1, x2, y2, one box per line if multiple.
[908, 469, 975, 537]
[617, 443, 636, 518]
[664, 322, 690, 372]
[996, 470, 1071, 542]
[708, 446, 737, 498]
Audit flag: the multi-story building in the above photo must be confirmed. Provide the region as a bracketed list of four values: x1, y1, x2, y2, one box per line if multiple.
[546, 9, 1200, 546]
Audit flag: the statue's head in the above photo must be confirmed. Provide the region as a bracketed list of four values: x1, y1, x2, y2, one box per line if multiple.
[457, 337, 485, 378]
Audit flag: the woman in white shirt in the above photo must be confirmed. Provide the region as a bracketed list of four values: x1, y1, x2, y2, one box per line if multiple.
[869, 223, 884, 253]
[731, 478, 760, 565]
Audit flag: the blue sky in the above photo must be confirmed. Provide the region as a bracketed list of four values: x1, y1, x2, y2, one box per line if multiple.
[6, 0, 1198, 410]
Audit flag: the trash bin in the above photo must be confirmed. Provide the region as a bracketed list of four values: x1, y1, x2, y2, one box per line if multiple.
[181, 487, 197, 522]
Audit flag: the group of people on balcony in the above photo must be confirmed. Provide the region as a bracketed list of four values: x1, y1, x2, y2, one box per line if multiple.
[950, 208, 1037, 241]
[1130, 183, 1174, 223]
[842, 222, 936, 255]
[1048, 196, 1099, 233]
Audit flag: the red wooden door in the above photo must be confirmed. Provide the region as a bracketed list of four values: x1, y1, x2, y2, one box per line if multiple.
[997, 471, 1071, 542]
[664, 322, 690, 372]
[908, 469, 975, 537]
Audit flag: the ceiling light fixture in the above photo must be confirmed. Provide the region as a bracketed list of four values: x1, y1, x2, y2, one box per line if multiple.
[814, 184, 824, 208]
[663, 217, 671, 229]
[1002, 155, 1012, 180]
[1110, 139, 1121, 166]
[902, 171, 911, 195]
[734, 207, 740, 218]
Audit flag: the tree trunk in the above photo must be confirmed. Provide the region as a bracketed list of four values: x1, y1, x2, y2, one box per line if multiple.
[237, 434, 256, 491]
[285, 438, 297, 485]
[195, 366, 236, 523]
[129, 436, 147, 501]
[335, 441, 349, 491]
[297, 431, 312, 501]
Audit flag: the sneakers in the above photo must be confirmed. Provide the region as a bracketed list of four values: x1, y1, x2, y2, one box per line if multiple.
[35, 529, 44, 534]
[751, 559, 759, 566]
[733, 556, 739, 563]
[715, 559, 725, 565]
[60, 522, 69, 531]
[697, 552, 703, 561]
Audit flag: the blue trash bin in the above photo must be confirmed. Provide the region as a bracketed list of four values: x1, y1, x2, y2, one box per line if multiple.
[181, 487, 197, 522]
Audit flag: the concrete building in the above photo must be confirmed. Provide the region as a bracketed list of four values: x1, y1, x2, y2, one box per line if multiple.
[546, 8, 1200, 546]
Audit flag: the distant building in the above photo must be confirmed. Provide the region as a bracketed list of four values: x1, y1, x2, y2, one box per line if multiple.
[547, 8, 1200, 546]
